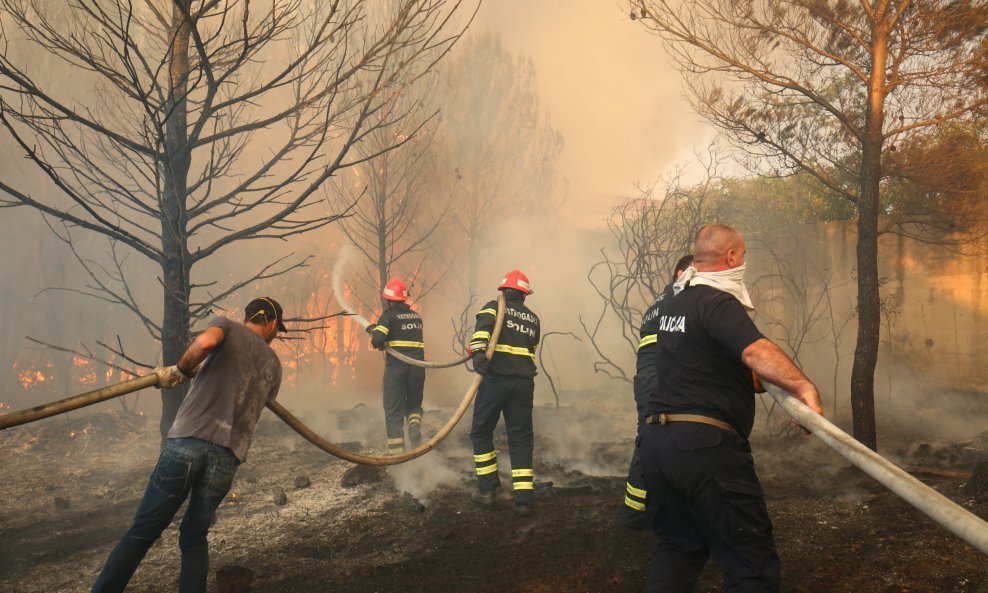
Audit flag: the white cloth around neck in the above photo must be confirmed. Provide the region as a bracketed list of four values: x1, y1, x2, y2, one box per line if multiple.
[673, 265, 754, 311]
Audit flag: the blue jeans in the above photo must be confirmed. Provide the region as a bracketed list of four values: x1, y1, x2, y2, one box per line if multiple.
[92, 437, 240, 593]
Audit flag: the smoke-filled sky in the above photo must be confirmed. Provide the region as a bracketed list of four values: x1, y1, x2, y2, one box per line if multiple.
[474, 1, 711, 199]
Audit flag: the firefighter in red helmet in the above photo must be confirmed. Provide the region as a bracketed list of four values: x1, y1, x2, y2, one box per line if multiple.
[468, 269, 541, 516]
[367, 278, 426, 454]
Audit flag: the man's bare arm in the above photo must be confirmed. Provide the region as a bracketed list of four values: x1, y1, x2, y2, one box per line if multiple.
[741, 338, 824, 417]
[176, 327, 225, 375]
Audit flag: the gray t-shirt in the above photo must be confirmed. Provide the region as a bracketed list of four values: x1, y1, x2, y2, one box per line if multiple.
[168, 316, 282, 462]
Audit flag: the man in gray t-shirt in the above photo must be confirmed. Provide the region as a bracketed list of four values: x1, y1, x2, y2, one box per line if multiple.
[92, 297, 285, 593]
[169, 314, 282, 462]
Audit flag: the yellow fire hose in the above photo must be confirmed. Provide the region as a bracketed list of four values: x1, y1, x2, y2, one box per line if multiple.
[267, 376, 480, 466]
[0, 294, 505, 468]
[384, 347, 469, 369]
[0, 374, 160, 430]
[271, 292, 504, 465]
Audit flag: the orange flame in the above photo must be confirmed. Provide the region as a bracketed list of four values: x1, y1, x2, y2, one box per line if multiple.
[18, 369, 48, 389]
[10, 282, 372, 397]
[67, 422, 94, 439]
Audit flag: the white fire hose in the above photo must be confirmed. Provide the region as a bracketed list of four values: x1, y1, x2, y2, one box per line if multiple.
[763, 381, 988, 555]
[331, 246, 470, 368]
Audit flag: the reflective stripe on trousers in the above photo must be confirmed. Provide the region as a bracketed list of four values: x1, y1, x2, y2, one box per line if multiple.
[512, 468, 534, 491]
[625, 481, 647, 511]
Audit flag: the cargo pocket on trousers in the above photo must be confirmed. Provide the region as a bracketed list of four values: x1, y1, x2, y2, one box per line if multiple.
[712, 476, 772, 544]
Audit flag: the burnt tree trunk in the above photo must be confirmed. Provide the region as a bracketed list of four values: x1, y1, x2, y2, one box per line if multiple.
[377, 160, 389, 310]
[159, 2, 193, 441]
[850, 21, 890, 452]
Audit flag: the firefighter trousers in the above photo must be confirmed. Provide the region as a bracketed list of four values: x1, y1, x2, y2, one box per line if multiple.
[624, 426, 650, 525]
[624, 371, 654, 524]
[382, 361, 425, 454]
[639, 422, 780, 593]
[469, 374, 535, 506]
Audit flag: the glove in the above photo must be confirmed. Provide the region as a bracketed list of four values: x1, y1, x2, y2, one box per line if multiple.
[367, 325, 385, 350]
[154, 365, 191, 389]
[472, 351, 491, 376]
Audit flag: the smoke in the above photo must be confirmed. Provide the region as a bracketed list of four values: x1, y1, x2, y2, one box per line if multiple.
[389, 450, 469, 502]
[534, 399, 636, 478]
[473, 2, 707, 197]
[875, 361, 988, 444]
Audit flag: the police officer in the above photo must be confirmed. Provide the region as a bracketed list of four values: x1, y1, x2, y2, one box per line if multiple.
[367, 279, 426, 454]
[623, 254, 693, 528]
[468, 270, 541, 515]
[639, 224, 824, 592]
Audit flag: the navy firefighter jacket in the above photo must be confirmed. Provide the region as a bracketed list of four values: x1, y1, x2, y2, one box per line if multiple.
[368, 302, 425, 365]
[468, 296, 540, 379]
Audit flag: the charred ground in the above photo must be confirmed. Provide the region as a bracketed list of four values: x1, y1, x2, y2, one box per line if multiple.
[1, 396, 986, 593]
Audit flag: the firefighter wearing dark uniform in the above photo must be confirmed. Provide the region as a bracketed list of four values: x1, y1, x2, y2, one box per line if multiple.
[623, 255, 693, 528]
[638, 224, 823, 593]
[367, 279, 425, 455]
[468, 269, 540, 515]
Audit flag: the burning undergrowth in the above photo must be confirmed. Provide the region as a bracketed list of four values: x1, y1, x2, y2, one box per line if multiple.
[2, 391, 986, 593]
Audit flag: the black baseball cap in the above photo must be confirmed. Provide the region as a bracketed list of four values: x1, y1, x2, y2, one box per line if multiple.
[245, 297, 287, 332]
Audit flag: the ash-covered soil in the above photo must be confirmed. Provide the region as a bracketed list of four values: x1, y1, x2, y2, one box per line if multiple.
[1, 395, 986, 593]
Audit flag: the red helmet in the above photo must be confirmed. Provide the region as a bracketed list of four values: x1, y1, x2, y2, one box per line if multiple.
[498, 269, 533, 295]
[382, 278, 409, 301]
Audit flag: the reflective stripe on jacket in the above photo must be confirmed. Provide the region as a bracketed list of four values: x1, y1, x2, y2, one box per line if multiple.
[469, 296, 539, 378]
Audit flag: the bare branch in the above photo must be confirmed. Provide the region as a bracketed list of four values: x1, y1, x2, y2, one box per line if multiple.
[25, 336, 151, 377]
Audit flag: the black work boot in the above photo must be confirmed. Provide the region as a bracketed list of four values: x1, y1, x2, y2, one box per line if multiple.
[473, 489, 496, 507]
[514, 490, 534, 516]
[408, 424, 422, 449]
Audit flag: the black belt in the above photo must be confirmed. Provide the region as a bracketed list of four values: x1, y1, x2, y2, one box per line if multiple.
[645, 413, 736, 434]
